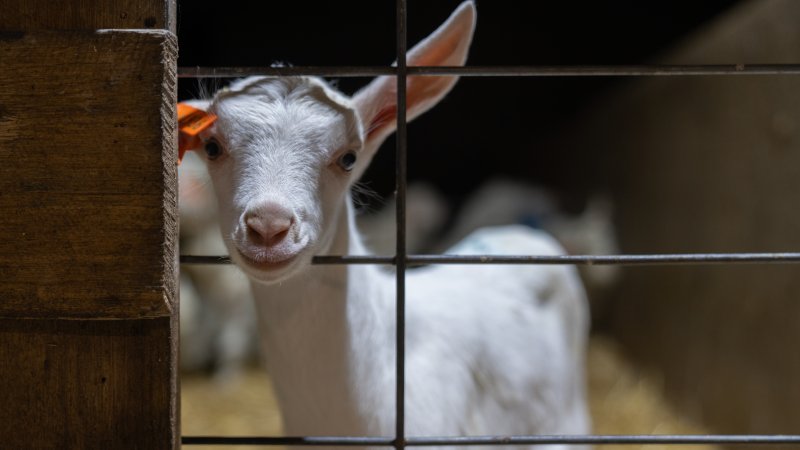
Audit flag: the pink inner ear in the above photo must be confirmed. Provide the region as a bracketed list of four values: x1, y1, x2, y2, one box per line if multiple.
[367, 105, 397, 139]
[410, 38, 462, 68]
[366, 78, 451, 140]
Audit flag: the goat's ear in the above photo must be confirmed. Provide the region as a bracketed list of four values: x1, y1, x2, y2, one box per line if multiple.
[353, 0, 476, 150]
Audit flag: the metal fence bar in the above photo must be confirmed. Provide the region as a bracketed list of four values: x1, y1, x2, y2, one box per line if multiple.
[182, 436, 393, 446]
[178, 64, 800, 78]
[408, 64, 800, 76]
[182, 434, 800, 446]
[408, 435, 800, 446]
[396, 253, 800, 265]
[180, 252, 800, 266]
[180, 255, 234, 264]
[394, 2, 408, 450]
[179, 66, 393, 78]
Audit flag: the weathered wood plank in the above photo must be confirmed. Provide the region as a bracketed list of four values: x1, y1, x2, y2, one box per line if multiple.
[0, 30, 178, 319]
[0, 0, 175, 32]
[0, 317, 177, 449]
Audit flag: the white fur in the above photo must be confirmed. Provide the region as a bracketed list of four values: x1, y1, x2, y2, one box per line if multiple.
[438, 178, 620, 295]
[179, 151, 258, 379]
[189, 2, 590, 448]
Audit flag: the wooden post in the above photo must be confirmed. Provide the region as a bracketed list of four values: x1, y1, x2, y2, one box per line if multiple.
[0, 2, 178, 449]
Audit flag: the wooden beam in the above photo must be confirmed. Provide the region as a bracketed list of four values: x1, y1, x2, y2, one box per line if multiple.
[0, 0, 175, 32]
[0, 30, 178, 320]
[0, 2, 179, 446]
[0, 318, 175, 449]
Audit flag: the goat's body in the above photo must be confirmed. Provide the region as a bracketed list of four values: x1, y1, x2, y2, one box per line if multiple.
[189, 4, 590, 447]
[251, 200, 590, 449]
[405, 226, 590, 440]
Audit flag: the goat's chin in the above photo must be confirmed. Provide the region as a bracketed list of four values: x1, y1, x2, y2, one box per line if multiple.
[232, 246, 311, 285]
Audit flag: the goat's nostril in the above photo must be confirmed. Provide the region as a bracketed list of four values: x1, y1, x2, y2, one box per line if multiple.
[266, 227, 290, 246]
[245, 215, 293, 246]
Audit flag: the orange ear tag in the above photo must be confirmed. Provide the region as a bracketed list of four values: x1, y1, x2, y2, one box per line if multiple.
[177, 102, 218, 164]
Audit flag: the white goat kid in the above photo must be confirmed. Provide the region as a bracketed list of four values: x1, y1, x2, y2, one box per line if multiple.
[187, 2, 590, 447]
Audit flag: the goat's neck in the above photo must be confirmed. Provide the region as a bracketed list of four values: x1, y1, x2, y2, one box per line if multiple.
[249, 195, 394, 435]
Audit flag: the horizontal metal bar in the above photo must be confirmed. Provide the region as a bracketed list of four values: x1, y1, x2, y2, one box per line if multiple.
[407, 435, 800, 446]
[179, 66, 394, 78]
[313, 255, 395, 265]
[178, 64, 800, 78]
[182, 436, 394, 446]
[409, 64, 800, 77]
[181, 434, 800, 446]
[181, 252, 800, 266]
[180, 255, 233, 264]
[405, 253, 800, 265]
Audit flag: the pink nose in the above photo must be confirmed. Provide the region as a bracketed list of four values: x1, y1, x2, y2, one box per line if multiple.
[245, 202, 294, 247]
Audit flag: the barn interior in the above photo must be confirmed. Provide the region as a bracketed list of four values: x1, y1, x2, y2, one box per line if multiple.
[176, 1, 800, 449]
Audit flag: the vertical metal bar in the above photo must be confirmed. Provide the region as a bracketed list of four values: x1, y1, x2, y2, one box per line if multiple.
[394, 0, 408, 449]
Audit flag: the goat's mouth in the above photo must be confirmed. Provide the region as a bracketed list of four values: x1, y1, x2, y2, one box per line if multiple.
[229, 221, 313, 282]
[231, 241, 310, 284]
[236, 248, 297, 270]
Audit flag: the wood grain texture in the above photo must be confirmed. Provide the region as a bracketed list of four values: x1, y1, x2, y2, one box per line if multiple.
[0, 0, 175, 32]
[0, 30, 178, 319]
[0, 317, 177, 449]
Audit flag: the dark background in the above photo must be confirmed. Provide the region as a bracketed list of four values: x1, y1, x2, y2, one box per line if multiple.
[176, 0, 741, 212]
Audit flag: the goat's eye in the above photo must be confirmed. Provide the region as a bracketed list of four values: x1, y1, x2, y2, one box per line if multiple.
[204, 139, 223, 161]
[337, 151, 357, 172]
